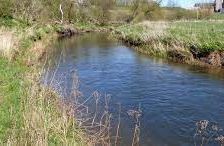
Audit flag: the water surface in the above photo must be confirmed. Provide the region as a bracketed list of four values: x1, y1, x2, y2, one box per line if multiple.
[43, 33, 224, 146]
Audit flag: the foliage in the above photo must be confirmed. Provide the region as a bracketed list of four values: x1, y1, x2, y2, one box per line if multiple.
[129, 0, 163, 22]
[0, 0, 223, 25]
[0, 0, 117, 25]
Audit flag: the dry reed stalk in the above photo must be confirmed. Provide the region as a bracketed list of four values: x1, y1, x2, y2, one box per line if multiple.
[127, 104, 142, 146]
[115, 103, 121, 146]
[41, 67, 143, 146]
[5, 45, 142, 146]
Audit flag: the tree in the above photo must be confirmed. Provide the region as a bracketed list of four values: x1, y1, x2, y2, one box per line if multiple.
[89, 0, 115, 25]
[128, 0, 163, 22]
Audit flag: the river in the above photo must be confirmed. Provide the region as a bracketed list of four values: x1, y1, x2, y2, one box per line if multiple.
[43, 33, 224, 146]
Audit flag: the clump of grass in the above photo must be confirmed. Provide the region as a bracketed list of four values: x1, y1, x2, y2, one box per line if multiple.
[43, 71, 124, 145]
[115, 21, 169, 44]
[0, 29, 19, 60]
[74, 22, 98, 31]
[114, 24, 146, 44]
[10, 79, 87, 145]
[0, 17, 29, 29]
[0, 18, 58, 62]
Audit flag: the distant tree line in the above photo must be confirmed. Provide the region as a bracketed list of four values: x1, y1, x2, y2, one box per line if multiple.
[0, 0, 214, 24]
[0, 0, 117, 25]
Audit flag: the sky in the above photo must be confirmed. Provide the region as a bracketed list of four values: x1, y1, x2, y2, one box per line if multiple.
[161, 0, 213, 8]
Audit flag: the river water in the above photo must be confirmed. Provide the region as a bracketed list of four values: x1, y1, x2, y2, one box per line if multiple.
[43, 33, 224, 146]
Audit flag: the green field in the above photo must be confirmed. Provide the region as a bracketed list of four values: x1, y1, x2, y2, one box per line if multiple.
[169, 21, 224, 53]
[115, 20, 224, 53]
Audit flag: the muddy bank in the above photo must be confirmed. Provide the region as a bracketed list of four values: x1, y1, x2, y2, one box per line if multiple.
[191, 50, 224, 67]
[57, 25, 110, 38]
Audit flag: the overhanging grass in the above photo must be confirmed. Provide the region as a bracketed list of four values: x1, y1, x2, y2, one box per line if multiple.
[115, 21, 224, 54]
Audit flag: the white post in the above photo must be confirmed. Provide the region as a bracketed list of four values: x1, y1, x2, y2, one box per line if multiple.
[60, 4, 64, 24]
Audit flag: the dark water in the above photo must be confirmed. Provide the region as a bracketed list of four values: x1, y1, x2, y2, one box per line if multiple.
[43, 33, 224, 146]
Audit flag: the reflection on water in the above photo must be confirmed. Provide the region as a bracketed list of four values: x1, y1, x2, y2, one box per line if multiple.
[43, 33, 224, 146]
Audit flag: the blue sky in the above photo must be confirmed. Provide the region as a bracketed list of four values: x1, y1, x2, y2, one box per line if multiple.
[161, 0, 213, 8]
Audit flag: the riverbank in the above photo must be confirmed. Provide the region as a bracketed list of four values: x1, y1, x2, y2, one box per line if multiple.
[0, 18, 88, 145]
[1, 16, 224, 145]
[113, 21, 224, 68]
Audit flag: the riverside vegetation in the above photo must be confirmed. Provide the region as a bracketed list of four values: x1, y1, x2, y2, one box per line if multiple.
[0, 18, 89, 145]
[1, 0, 224, 145]
[114, 20, 224, 67]
[0, 18, 119, 145]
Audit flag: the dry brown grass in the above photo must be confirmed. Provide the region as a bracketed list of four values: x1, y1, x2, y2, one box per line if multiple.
[138, 21, 169, 40]
[5, 63, 125, 146]
[5, 69, 88, 145]
[0, 28, 18, 60]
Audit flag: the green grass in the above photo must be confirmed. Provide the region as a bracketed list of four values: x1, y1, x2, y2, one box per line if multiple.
[0, 16, 29, 29]
[74, 21, 98, 30]
[0, 58, 26, 143]
[115, 21, 224, 54]
[207, 13, 224, 20]
[169, 21, 224, 53]
[115, 24, 147, 43]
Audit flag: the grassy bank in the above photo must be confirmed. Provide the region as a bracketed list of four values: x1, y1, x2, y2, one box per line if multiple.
[0, 18, 88, 145]
[113, 21, 224, 67]
[0, 58, 25, 142]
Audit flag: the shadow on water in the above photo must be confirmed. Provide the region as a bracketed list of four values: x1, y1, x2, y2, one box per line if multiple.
[43, 33, 224, 146]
